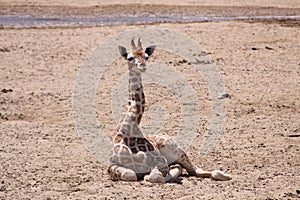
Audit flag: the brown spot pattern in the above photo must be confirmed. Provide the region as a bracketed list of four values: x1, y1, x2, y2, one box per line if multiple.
[120, 136, 156, 153]
[114, 134, 122, 143]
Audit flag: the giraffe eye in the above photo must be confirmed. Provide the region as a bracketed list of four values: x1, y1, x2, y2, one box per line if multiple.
[127, 57, 134, 61]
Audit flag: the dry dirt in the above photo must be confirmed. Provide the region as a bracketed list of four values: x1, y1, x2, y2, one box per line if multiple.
[0, 1, 300, 199]
[1, 2, 300, 18]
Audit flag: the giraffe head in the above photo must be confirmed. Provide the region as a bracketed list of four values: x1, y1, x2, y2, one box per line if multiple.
[118, 38, 156, 73]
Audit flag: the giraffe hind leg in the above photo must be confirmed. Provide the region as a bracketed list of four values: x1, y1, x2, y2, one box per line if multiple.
[172, 151, 198, 176]
[169, 152, 232, 181]
[152, 135, 198, 175]
[164, 164, 183, 182]
[196, 168, 232, 181]
[107, 164, 137, 181]
[168, 149, 232, 181]
[152, 135, 232, 181]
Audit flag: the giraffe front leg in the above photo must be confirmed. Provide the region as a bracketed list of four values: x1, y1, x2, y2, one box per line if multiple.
[108, 164, 137, 181]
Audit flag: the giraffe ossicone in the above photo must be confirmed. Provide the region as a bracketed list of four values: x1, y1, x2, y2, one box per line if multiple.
[107, 38, 232, 183]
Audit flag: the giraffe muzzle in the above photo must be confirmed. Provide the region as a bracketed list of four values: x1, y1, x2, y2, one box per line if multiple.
[138, 65, 147, 72]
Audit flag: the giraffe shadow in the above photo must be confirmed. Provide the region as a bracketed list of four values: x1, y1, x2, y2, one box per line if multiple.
[168, 177, 183, 184]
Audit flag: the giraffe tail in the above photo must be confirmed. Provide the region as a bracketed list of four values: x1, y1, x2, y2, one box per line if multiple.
[196, 168, 232, 181]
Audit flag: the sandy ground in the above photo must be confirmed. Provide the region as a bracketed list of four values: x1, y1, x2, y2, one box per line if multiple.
[1, 0, 300, 7]
[0, 1, 300, 199]
[1, 0, 300, 17]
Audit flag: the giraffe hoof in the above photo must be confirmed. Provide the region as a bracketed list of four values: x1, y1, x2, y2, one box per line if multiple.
[211, 170, 232, 181]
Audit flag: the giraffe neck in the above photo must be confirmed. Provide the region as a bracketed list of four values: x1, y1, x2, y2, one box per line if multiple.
[116, 70, 145, 138]
[127, 70, 145, 125]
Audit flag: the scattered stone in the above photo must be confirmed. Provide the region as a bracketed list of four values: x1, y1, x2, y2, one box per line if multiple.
[1, 89, 13, 93]
[284, 192, 299, 198]
[251, 47, 259, 50]
[0, 47, 10, 52]
[104, 183, 113, 188]
[0, 185, 6, 192]
[288, 134, 300, 137]
[178, 59, 188, 64]
[293, 128, 300, 133]
[217, 93, 231, 99]
[258, 143, 266, 148]
[265, 46, 274, 50]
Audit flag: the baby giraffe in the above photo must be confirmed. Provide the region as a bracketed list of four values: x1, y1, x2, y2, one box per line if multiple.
[107, 38, 231, 183]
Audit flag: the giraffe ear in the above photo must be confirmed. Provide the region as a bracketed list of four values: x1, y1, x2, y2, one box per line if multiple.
[118, 46, 128, 59]
[145, 45, 156, 57]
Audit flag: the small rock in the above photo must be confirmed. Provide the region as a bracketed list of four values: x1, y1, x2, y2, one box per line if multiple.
[265, 46, 274, 50]
[218, 93, 231, 99]
[0, 47, 10, 52]
[0, 185, 6, 192]
[1, 89, 13, 93]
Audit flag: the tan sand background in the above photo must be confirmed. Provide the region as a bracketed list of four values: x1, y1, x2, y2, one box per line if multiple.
[0, 0, 300, 7]
[0, 0, 300, 199]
